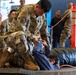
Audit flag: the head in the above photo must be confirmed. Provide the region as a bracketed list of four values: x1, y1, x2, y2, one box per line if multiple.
[67, 2, 73, 9]
[20, 0, 25, 5]
[56, 9, 61, 18]
[34, 0, 51, 16]
[8, 9, 16, 21]
[48, 55, 58, 65]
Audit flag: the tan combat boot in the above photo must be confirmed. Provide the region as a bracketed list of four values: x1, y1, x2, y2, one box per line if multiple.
[0, 48, 11, 67]
[23, 51, 39, 70]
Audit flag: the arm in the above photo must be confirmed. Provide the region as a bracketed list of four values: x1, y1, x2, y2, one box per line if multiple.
[33, 40, 54, 70]
[40, 15, 51, 48]
[61, 10, 70, 21]
[0, 20, 7, 35]
[42, 40, 52, 57]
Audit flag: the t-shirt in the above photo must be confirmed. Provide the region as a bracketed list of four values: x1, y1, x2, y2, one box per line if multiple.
[51, 16, 64, 36]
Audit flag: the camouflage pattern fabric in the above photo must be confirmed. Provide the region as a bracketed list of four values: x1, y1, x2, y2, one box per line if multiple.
[0, 18, 12, 48]
[60, 9, 72, 47]
[0, 4, 50, 68]
[7, 4, 50, 46]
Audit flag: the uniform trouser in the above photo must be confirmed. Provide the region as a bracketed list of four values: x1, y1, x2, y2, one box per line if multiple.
[0, 36, 6, 48]
[60, 30, 71, 48]
[4, 31, 28, 52]
[33, 41, 54, 70]
[1, 31, 39, 70]
[4, 31, 28, 67]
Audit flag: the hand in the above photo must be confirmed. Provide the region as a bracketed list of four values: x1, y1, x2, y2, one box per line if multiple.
[33, 34, 41, 43]
[42, 40, 47, 46]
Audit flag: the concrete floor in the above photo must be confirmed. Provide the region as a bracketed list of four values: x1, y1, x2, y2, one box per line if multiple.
[0, 68, 76, 75]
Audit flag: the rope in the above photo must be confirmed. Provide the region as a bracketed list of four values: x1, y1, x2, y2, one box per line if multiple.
[50, 10, 71, 48]
[50, 10, 70, 29]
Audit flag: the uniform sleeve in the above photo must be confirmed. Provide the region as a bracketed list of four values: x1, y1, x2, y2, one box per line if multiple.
[44, 46, 52, 57]
[40, 14, 47, 40]
[17, 6, 29, 22]
[61, 10, 69, 19]
[0, 20, 7, 35]
[40, 15, 51, 48]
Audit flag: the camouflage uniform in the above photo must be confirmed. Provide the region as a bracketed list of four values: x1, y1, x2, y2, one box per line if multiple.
[0, 4, 50, 70]
[0, 18, 12, 34]
[8, 4, 50, 46]
[0, 18, 12, 48]
[60, 9, 72, 47]
[14, 5, 25, 10]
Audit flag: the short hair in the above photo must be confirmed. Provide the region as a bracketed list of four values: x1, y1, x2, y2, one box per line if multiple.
[67, 2, 73, 6]
[56, 9, 61, 12]
[48, 55, 58, 65]
[67, 1, 73, 4]
[8, 9, 16, 16]
[37, 0, 51, 12]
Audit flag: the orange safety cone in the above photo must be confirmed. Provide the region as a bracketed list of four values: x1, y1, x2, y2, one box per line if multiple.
[71, 3, 76, 47]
